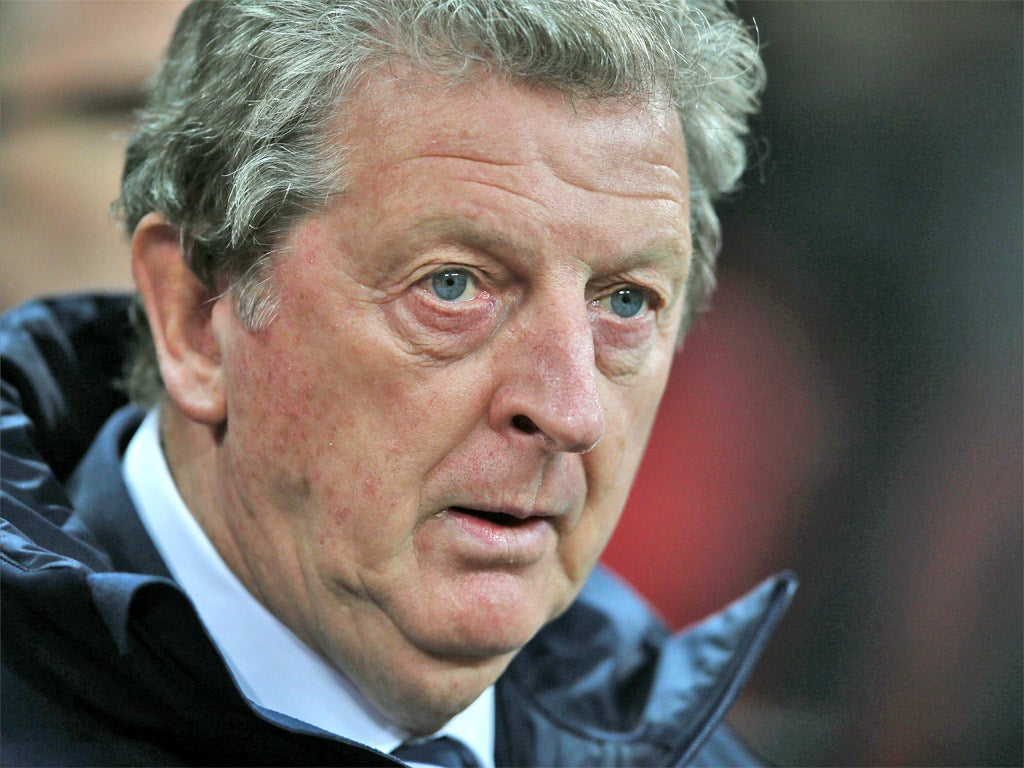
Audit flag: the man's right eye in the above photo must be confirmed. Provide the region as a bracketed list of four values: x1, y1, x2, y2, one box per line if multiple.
[429, 269, 479, 302]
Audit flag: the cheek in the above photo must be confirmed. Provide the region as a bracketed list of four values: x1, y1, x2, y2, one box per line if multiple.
[221, 348, 416, 590]
[224, 315, 485, 538]
[224, 343, 318, 469]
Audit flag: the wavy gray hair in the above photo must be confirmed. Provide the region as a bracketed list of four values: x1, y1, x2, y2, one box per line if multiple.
[120, 0, 764, 404]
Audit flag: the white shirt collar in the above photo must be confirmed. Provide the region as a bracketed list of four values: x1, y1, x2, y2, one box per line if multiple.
[122, 408, 495, 767]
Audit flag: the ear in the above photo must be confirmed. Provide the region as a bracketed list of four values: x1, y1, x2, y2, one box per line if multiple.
[132, 213, 227, 426]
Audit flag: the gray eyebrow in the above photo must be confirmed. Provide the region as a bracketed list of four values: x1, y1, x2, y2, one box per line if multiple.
[396, 215, 533, 258]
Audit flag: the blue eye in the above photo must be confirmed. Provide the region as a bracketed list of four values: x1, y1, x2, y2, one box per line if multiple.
[607, 287, 647, 318]
[431, 269, 472, 301]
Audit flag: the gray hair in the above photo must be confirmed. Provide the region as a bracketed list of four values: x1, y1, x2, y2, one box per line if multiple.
[119, 0, 764, 404]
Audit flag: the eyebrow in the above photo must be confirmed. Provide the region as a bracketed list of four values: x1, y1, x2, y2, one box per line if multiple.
[395, 215, 533, 260]
[622, 240, 690, 275]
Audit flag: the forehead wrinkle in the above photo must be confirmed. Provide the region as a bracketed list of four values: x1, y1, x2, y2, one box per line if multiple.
[393, 156, 553, 217]
[403, 149, 687, 205]
[416, 151, 521, 168]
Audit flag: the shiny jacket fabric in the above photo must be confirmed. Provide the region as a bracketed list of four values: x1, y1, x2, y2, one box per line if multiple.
[1, 294, 797, 767]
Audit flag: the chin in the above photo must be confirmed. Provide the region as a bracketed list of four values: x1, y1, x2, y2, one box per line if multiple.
[410, 609, 542, 661]
[412, 572, 568, 658]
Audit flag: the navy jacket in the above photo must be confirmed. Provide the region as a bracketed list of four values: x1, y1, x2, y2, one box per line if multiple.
[1, 294, 797, 767]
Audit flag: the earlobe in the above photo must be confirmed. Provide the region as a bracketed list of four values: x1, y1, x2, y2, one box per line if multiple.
[131, 213, 227, 426]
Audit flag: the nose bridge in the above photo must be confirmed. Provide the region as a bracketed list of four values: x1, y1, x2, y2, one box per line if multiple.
[493, 298, 605, 453]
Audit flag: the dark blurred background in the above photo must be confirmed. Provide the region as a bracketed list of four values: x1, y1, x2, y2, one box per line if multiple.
[607, 3, 1023, 765]
[2, 2, 1021, 766]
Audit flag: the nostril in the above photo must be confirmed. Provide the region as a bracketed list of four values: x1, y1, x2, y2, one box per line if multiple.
[511, 414, 539, 435]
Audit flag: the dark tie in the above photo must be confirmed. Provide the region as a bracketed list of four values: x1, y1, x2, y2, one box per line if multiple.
[392, 736, 481, 768]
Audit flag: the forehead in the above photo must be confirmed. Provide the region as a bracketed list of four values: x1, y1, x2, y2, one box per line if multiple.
[336, 67, 689, 200]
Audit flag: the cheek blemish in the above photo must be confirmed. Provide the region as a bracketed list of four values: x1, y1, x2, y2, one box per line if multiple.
[362, 475, 381, 497]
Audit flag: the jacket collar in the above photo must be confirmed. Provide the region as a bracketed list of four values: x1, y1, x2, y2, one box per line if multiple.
[63, 404, 172, 580]
[496, 567, 797, 766]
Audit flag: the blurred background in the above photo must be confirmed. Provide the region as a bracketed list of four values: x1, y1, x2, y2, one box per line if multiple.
[1, 2, 1021, 765]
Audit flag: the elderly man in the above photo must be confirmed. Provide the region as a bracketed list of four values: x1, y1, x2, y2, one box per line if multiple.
[1, 1, 795, 765]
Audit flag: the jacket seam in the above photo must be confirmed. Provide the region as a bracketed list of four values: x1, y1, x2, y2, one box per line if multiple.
[1, 550, 33, 573]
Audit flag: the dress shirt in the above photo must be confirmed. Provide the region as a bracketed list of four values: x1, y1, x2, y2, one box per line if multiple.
[122, 408, 495, 767]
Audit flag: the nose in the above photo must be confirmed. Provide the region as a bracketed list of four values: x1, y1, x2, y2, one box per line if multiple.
[489, 303, 605, 454]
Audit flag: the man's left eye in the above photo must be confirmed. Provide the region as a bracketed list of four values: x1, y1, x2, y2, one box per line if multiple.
[429, 269, 479, 302]
[598, 287, 650, 319]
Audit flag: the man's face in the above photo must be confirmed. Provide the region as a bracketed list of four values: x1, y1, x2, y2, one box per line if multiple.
[206, 72, 691, 730]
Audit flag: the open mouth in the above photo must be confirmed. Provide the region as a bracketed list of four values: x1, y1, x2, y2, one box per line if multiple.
[449, 506, 536, 528]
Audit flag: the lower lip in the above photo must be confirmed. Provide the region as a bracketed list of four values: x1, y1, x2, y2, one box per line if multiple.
[441, 508, 554, 565]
